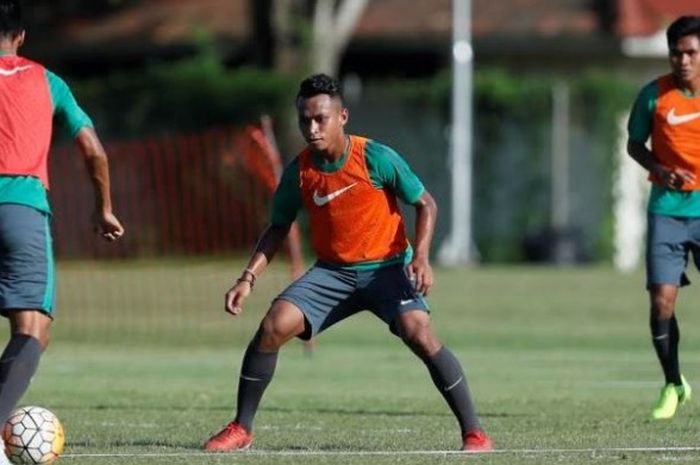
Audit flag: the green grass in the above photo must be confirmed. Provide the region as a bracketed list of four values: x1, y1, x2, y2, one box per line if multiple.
[13, 261, 700, 464]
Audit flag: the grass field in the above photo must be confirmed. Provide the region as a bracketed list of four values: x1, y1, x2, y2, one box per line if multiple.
[14, 260, 700, 464]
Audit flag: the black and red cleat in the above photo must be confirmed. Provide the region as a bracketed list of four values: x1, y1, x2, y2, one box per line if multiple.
[462, 430, 493, 452]
[203, 421, 253, 452]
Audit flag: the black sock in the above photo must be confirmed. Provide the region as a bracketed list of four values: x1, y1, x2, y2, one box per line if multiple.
[234, 342, 278, 432]
[650, 314, 681, 385]
[423, 347, 481, 434]
[669, 315, 681, 385]
[0, 335, 41, 424]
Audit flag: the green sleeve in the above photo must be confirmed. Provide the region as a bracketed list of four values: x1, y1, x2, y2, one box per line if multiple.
[45, 70, 93, 138]
[270, 158, 302, 226]
[627, 80, 658, 144]
[364, 139, 425, 204]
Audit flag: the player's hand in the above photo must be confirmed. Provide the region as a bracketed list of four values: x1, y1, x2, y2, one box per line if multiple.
[653, 164, 696, 190]
[93, 211, 124, 242]
[407, 256, 434, 296]
[225, 280, 253, 316]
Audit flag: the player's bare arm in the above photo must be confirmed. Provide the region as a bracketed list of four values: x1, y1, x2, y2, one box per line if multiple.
[408, 190, 437, 296]
[75, 127, 124, 241]
[225, 223, 292, 316]
[628, 139, 696, 190]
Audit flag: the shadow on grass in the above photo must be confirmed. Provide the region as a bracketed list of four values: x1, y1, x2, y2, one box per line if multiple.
[264, 406, 527, 418]
[54, 404, 527, 419]
[67, 439, 197, 449]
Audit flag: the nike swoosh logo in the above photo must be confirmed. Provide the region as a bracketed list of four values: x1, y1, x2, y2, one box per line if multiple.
[0, 65, 32, 77]
[399, 299, 414, 306]
[312, 183, 357, 207]
[444, 376, 463, 392]
[666, 108, 700, 126]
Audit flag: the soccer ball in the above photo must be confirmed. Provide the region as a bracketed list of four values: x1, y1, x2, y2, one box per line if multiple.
[2, 406, 64, 464]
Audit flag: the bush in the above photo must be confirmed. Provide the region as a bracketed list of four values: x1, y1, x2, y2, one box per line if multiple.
[376, 69, 639, 262]
[73, 40, 296, 138]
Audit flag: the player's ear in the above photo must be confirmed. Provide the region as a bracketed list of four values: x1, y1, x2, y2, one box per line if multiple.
[15, 30, 25, 48]
[339, 107, 349, 126]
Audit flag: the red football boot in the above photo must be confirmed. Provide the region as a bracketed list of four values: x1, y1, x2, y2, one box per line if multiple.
[462, 430, 493, 452]
[203, 421, 253, 452]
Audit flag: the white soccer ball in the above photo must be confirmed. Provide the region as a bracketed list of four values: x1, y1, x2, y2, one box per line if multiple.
[2, 406, 64, 464]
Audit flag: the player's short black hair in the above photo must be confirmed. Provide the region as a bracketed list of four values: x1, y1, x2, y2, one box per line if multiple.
[296, 74, 344, 104]
[0, 0, 22, 38]
[667, 16, 700, 48]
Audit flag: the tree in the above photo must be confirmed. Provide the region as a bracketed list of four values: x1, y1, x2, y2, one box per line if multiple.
[250, 0, 369, 159]
[309, 0, 368, 75]
[252, 0, 369, 77]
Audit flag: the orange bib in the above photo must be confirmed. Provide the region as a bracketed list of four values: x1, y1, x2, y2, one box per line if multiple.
[298, 136, 409, 264]
[0, 56, 53, 188]
[652, 74, 700, 190]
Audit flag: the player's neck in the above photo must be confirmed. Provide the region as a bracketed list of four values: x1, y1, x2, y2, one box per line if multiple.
[0, 43, 17, 56]
[675, 75, 700, 96]
[0, 36, 21, 56]
[314, 135, 349, 162]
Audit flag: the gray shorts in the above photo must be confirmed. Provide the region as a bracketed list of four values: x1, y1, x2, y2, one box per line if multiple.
[646, 214, 700, 288]
[276, 262, 429, 340]
[0, 204, 55, 316]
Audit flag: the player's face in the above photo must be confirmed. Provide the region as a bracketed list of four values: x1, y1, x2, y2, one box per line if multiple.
[297, 94, 348, 153]
[669, 34, 700, 86]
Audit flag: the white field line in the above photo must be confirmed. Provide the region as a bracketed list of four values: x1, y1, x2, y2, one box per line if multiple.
[61, 446, 700, 458]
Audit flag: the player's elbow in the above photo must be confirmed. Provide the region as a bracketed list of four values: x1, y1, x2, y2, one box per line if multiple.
[427, 192, 437, 215]
[416, 191, 437, 216]
[269, 223, 293, 239]
[627, 139, 644, 157]
[76, 127, 108, 162]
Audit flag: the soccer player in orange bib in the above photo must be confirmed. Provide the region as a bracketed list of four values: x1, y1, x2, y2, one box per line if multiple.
[627, 16, 700, 419]
[204, 74, 492, 452]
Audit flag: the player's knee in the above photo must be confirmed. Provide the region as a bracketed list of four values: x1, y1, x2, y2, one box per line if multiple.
[400, 324, 440, 358]
[38, 333, 49, 351]
[257, 317, 294, 351]
[29, 332, 49, 351]
[257, 322, 284, 350]
[10, 311, 52, 350]
[12, 329, 50, 351]
[651, 295, 675, 319]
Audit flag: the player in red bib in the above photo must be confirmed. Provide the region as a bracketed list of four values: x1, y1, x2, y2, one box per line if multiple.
[203, 74, 492, 452]
[0, 3, 123, 461]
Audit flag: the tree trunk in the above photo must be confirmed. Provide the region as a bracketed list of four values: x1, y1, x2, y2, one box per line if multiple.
[311, 0, 369, 75]
[250, 0, 274, 68]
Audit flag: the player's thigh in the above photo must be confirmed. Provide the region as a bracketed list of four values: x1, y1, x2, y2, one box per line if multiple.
[0, 205, 55, 317]
[646, 214, 689, 288]
[359, 264, 430, 336]
[274, 264, 360, 340]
